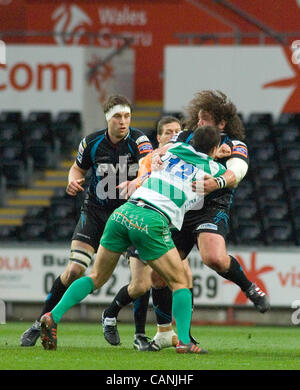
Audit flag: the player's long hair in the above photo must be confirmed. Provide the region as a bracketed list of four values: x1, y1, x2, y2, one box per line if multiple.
[184, 90, 245, 141]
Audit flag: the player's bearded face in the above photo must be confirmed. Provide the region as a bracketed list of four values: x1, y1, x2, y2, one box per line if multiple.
[197, 110, 216, 127]
[109, 112, 131, 139]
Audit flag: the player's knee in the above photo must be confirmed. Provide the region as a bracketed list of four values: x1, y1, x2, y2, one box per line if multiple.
[128, 280, 150, 299]
[151, 269, 167, 289]
[202, 253, 227, 273]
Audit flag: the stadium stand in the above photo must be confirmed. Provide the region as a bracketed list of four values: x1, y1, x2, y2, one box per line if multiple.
[0, 108, 299, 246]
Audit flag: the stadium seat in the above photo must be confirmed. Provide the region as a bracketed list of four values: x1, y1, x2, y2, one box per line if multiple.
[0, 122, 23, 143]
[264, 220, 295, 246]
[245, 125, 272, 145]
[0, 225, 20, 241]
[254, 161, 282, 183]
[0, 141, 27, 162]
[276, 112, 300, 127]
[48, 198, 77, 221]
[260, 200, 290, 223]
[231, 199, 259, 222]
[48, 218, 77, 242]
[0, 111, 23, 123]
[247, 142, 277, 165]
[257, 181, 285, 202]
[287, 183, 300, 205]
[19, 220, 49, 241]
[56, 111, 82, 128]
[0, 160, 29, 187]
[283, 163, 300, 182]
[27, 111, 52, 124]
[23, 206, 49, 222]
[247, 112, 273, 126]
[233, 220, 265, 246]
[51, 111, 82, 153]
[23, 121, 53, 144]
[278, 143, 300, 166]
[233, 179, 257, 202]
[274, 124, 300, 144]
[26, 140, 57, 169]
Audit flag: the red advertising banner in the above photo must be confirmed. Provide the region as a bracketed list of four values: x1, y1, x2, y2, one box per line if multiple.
[0, 1, 300, 101]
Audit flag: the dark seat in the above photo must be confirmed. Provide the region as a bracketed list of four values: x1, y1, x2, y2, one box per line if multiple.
[233, 220, 265, 246]
[276, 112, 300, 127]
[27, 111, 52, 124]
[264, 220, 295, 246]
[274, 125, 300, 143]
[248, 142, 277, 165]
[26, 140, 56, 169]
[0, 160, 29, 188]
[19, 220, 48, 241]
[261, 200, 290, 223]
[52, 111, 82, 153]
[287, 183, 300, 204]
[254, 161, 282, 183]
[232, 199, 259, 222]
[247, 112, 273, 126]
[283, 163, 300, 183]
[233, 180, 256, 202]
[258, 182, 285, 202]
[245, 125, 272, 145]
[48, 198, 76, 221]
[0, 141, 27, 162]
[23, 206, 49, 222]
[279, 143, 300, 166]
[48, 219, 76, 242]
[23, 121, 53, 144]
[0, 122, 23, 143]
[0, 111, 23, 123]
[0, 225, 20, 241]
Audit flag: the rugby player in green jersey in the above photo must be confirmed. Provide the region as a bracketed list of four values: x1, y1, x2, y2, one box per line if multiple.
[40, 126, 226, 354]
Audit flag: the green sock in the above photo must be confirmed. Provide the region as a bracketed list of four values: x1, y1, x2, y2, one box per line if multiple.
[172, 288, 192, 344]
[51, 276, 95, 324]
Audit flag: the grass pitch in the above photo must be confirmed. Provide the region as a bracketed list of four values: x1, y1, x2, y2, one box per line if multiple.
[0, 322, 300, 371]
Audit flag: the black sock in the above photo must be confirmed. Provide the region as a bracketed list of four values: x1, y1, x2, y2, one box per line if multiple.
[190, 287, 194, 310]
[152, 286, 172, 325]
[104, 284, 133, 318]
[133, 290, 150, 335]
[38, 276, 67, 320]
[218, 255, 252, 292]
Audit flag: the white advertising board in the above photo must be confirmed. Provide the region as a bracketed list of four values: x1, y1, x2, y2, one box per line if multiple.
[0, 45, 134, 134]
[0, 247, 299, 307]
[164, 46, 296, 120]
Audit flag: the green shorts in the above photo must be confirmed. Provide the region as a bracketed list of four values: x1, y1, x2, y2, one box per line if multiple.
[100, 202, 175, 261]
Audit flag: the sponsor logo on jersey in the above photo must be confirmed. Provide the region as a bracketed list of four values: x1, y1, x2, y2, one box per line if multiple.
[138, 142, 153, 154]
[196, 223, 218, 231]
[232, 144, 248, 158]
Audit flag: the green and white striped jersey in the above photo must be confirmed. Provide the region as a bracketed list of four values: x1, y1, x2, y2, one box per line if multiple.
[131, 142, 226, 230]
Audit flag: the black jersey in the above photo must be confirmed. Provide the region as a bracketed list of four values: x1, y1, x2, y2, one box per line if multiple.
[76, 127, 153, 210]
[177, 130, 249, 209]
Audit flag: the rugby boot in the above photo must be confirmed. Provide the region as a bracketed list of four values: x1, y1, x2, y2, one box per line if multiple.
[176, 340, 208, 354]
[40, 312, 57, 350]
[20, 320, 41, 347]
[133, 335, 160, 351]
[102, 312, 120, 345]
[245, 283, 271, 313]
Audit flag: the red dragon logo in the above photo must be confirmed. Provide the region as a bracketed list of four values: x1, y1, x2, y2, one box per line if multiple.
[263, 46, 300, 113]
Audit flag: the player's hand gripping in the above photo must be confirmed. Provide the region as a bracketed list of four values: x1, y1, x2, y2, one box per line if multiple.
[66, 178, 85, 196]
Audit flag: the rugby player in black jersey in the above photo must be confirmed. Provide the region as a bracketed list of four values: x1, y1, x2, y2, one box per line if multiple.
[20, 94, 153, 347]
[99, 91, 270, 353]
[173, 90, 270, 314]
